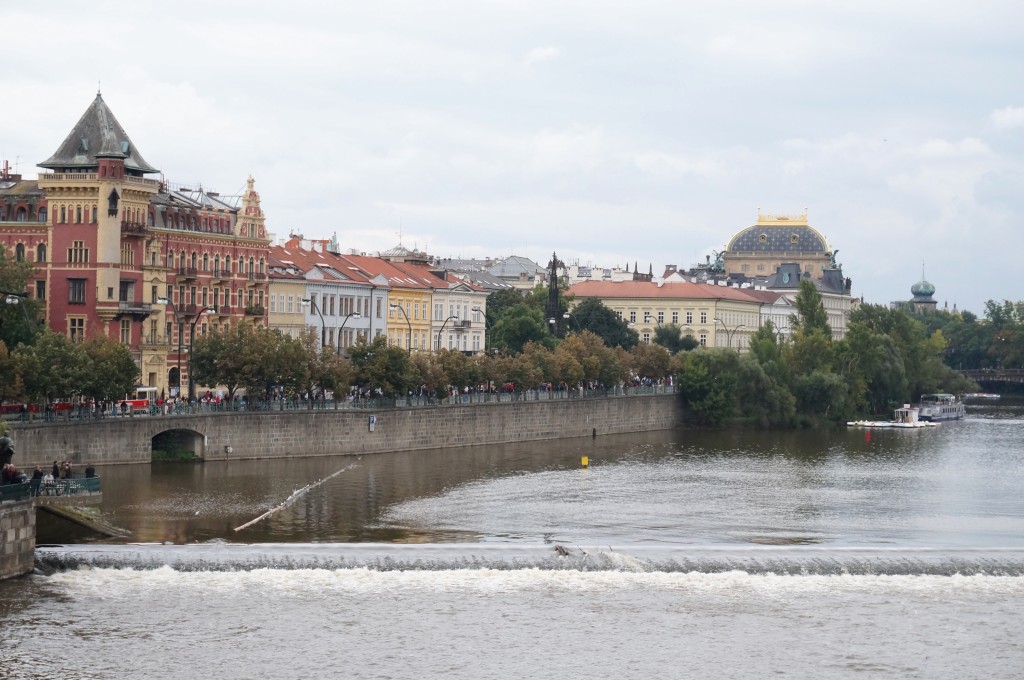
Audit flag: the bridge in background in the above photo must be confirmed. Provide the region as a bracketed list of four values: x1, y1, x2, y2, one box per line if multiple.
[960, 369, 1024, 385]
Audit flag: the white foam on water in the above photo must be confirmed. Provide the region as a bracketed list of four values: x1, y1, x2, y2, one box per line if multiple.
[44, 564, 1024, 600]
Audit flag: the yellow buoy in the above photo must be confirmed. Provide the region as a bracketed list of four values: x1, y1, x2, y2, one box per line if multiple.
[581, 456, 589, 467]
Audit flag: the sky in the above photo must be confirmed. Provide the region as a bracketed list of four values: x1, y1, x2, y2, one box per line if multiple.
[2, 0, 1022, 314]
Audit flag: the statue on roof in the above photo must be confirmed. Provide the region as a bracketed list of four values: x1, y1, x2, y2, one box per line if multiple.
[708, 250, 725, 273]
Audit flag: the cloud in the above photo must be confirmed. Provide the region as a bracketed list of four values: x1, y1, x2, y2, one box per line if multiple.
[524, 46, 561, 65]
[991, 106, 1024, 130]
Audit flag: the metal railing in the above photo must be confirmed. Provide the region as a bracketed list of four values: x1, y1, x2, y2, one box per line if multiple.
[29, 476, 101, 497]
[0, 481, 31, 503]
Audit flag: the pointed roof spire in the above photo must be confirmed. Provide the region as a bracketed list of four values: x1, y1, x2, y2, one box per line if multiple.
[40, 92, 158, 174]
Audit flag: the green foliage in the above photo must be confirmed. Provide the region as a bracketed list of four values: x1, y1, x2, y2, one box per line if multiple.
[0, 244, 42, 348]
[673, 349, 739, 425]
[79, 335, 139, 403]
[349, 336, 418, 398]
[653, 323, 686, 354]
[790, 279, 831, 337]
[490, 302, 554, 354]
[570, 298, 638, 349]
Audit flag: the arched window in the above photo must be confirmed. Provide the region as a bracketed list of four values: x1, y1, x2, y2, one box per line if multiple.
[225, 256, 232, 274]
[15, 243, 25, 261]
[259, 258, 265, 274]
[179, 251, 186, 270]
[36, 243, 46, 263]
[214, 255, 220, 274]
[202, 253, 209, 271]
[16, 207, 27, 222]
[76, 206, 82, 223]
[60, 206, 66, 223]
[191, 252, 197, 269]
[248, 257, 255, 275]
[92, 206, 97, 223]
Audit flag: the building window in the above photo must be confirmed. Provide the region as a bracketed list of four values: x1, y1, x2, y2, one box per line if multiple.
[686, 311, 692, 324]
[121, 244, 134, 266]
[287, 296, 294, 314]
[69, 317, 85, 343]
[15, 244, 25, 261]
[36, 243, 46, 262]
[700, 312, 707, 324]
[68, 240, 89, 264]
[36, 280, 46, 300]
[68, 278, 86, 304]
[60, 206, 66, 223]
[657, 312, 664, 324]
[120, 319, 132, 345]
[671, 311, 678, 324]
[642, 333, 650, 344]
[269, 295, 276, 313]
[699, 333, 707, 347]
[629, 311, 636, 323]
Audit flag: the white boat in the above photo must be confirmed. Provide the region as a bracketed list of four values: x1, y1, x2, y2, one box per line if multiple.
[917, 393, 966, 421]
[847, 405, 938, 429]
[963, 392, 1001, 401]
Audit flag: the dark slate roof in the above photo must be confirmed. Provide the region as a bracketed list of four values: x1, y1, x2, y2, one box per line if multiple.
[727, 224, 828, 254]
[39, 93, 158, 174]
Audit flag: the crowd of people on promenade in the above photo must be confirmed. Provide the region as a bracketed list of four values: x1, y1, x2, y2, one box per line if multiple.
[1, 460, 95, 487]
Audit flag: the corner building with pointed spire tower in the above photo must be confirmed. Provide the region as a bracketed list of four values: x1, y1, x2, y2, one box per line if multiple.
[0, 93, 271, 397]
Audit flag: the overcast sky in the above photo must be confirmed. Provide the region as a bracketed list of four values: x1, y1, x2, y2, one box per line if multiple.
[3, 1, 1022, 313]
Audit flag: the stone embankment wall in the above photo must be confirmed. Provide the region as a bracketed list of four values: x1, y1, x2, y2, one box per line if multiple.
[0, 499, 35, 580]
[13, 394, 682, 466]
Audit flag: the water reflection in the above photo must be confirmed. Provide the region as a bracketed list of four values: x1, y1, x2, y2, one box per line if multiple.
[60, 400, 1024, 549]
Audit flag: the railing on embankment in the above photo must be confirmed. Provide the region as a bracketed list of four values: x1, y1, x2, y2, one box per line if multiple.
[10, 388, 683, 467]
[0, 477, 102, 504]
[960, 368, 1024, 384]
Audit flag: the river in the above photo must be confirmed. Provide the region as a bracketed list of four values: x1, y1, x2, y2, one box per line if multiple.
[2, 399, 1023, 679]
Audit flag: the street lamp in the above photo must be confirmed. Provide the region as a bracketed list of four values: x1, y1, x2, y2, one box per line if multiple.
[714, 317, 746, 350]
[188, 306, 217, 401]
[338, 312, 361, 355]
[562, 311, 582, 332]
[437, 315, 459, 351]
[389, 303, 412, 351]
[0, 290, 32, 327]
[301, 298, 326, 348]
[471, 306, 488, 351]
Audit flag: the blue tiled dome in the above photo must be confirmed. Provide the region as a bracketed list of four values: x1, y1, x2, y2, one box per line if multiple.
[727, 224, 828, 253]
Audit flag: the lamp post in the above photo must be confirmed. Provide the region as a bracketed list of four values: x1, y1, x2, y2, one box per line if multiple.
[436, 315, 459, 352]
[714, 317, 746, 350]
[338, 312, 361, 355]
[188, 306, 217, 401]
[389, 303, 412, 351]
[301, 298, 326, 348]
[562, 311, 582, 332]
[471, 306, 487, 351]
[157, 297, 183, 397]
[0, 290, 32, 329]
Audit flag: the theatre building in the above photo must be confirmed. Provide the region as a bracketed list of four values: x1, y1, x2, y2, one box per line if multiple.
[0, 92, 270, 396]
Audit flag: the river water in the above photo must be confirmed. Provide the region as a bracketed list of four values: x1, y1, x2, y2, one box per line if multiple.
[2, 400, 1023, 679]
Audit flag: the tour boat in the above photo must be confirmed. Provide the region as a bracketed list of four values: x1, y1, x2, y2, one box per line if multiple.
[916, 393, 966, 421]
[847, 405, 938, 429]
[963, 392, 1001, 401]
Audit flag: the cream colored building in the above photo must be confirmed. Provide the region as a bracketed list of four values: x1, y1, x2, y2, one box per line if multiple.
[568, 280, 775, 351]
[723, 211, 834, 278]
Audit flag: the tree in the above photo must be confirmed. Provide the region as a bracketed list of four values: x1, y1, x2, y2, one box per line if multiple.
[790, 279, 831, 338]
[673, 349, 739, 425]
[79, 335, 139, 404]
[349, 336, 418, 398]
[628, 342, 672, 381]
[568, 298, 638, 350]
[0, 244, 42, 349]
[490, 302, 553, 354]
[13, 331, 85, 404]
[653, 323, 686, 354]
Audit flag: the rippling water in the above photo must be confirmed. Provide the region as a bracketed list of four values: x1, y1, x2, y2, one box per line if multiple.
[3, 400, 1024, 678]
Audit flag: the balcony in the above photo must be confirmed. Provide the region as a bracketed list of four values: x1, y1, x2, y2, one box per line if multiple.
[216, 305, 232, 316]
[211, 267, 230, 281]
[141, 334, 171, 348]
[454, 320, 472, 329]
[176, 266, 198, 280]
[181, 304, 199, 316]
[120, 220, 147, 236]
[244, 305, 265, 316]
[245, 272, 268, 285]
[116, 300, 153, 320]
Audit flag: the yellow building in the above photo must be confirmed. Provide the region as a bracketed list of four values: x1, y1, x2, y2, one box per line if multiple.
[568, 280, 774, 351]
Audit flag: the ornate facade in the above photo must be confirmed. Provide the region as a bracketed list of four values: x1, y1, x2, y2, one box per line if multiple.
[0, 93, 270, 396]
